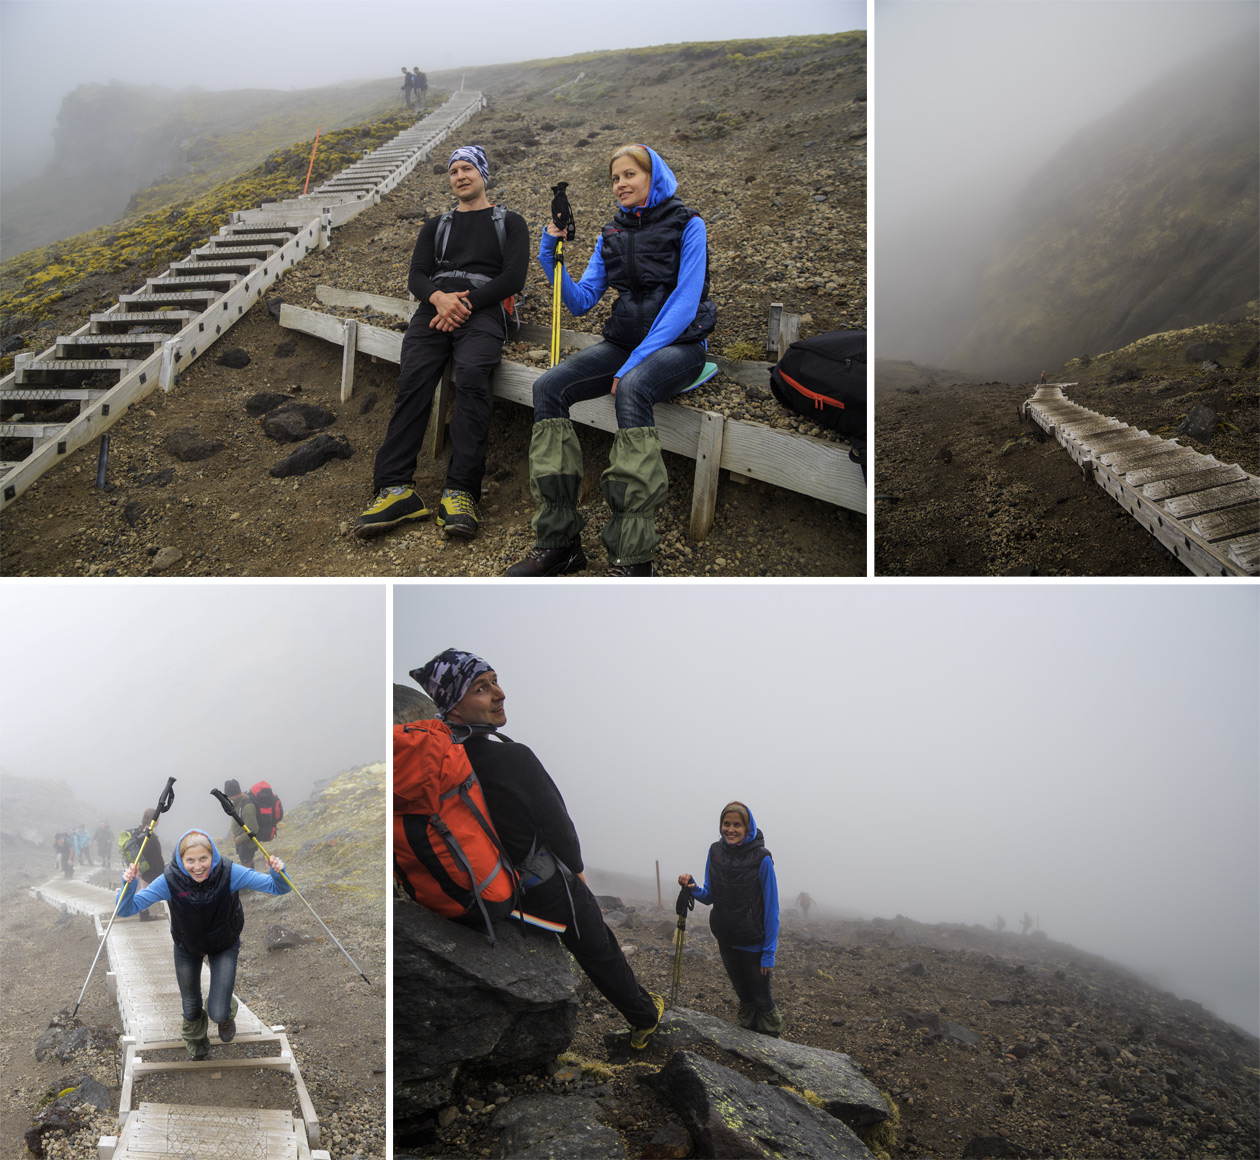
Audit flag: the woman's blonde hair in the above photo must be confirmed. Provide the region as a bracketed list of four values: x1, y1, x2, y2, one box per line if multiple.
[608, 144, 652, 181]
[179, 831, 213, 858]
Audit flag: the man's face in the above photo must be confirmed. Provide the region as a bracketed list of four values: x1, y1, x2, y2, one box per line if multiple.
[448, 669, 506, 728]
[449, 160, 485, 204]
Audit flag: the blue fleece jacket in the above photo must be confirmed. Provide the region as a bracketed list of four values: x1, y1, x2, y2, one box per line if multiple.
[537, 144, 708, 381]
[686, 805, 780, 969]
[116, 827, 290, 915]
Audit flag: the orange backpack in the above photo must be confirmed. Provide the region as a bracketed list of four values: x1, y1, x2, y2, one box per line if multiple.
[393, 719, 518, 944]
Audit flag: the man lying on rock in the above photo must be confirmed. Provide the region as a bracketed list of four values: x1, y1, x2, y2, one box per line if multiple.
[355, 146, 528, 544]
[414, 647, 665, 1049]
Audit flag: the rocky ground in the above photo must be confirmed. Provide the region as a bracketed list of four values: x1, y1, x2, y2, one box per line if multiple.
[0, 767, 386, 1160]
[1, 37, 866, 577]
[874, 363, 1259, 577]
[405, 878, 1259, 1160]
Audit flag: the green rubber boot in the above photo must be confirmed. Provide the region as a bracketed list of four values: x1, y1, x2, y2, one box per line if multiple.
[181, 1011, 210, 1060]
[528, 418, 585, 548]
[600, 427, 668, 567]
[753, 1004, 784, 1038]
[737, 1002, 758, 1030]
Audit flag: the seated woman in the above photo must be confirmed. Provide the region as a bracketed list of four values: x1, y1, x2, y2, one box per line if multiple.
[117, 828, 290, 1059]
[506, 144, 716, 577]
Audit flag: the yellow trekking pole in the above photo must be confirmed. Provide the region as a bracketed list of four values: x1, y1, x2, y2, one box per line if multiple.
[72, 776, 176, 1016]
[549, 182, 575, 367]
[211, 789, 371, 985]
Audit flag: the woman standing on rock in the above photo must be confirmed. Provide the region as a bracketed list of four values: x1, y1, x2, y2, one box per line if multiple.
[116, 828, 290, 1059]
[505, 143, 716, 577]
[678, 801, 782, 1037]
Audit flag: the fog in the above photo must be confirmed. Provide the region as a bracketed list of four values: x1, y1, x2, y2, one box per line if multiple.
[873, 0, 1259, 367]
[0, 584, 385, 841]
[395, 583, 1259, 1036]
[0, 0, 862, 189]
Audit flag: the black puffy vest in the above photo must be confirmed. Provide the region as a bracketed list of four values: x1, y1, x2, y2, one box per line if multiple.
[599, 196, 716, 350]
[164, 857, 245, 955]
[707, 830, 770, 947]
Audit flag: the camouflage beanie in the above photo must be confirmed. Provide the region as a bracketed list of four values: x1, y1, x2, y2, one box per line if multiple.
[411, 649, 493, 719]
[447, 145, 489, 186]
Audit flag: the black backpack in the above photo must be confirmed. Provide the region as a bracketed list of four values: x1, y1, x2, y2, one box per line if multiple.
[769, 329, 867, 479]
[432, 204, 521, 338]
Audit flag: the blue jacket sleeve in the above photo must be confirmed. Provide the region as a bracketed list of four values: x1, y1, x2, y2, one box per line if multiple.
[538, 231, 608, 317]
[688, 850, 714, 906]
[759, 857, 779, 969]
[614, 215, 708, 379]
[229, 863, 292, 896]
[116, 872, 171, 916]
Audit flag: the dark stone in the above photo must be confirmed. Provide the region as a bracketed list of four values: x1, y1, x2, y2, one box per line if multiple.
[1126, 1110, 1162, 1127]
[935, 446, 953, 464]
[269, 433, 352, 478]
[264, 923, 321, 949]
[266, 298, 285, 321]
[123, 501, 146, 527]
[394, 683, 438, 725]
[897, 960, 926, 976]
[164, 428, 225, 462]
[1007, 1042, 1032, 1059]
[245, 392, 293, 417]
[24, 1103, 84, 1158]
[261, 402, 336, 443]
[32, 1027, 63, 1062]
[489, 1094, 627, 1159]
[1175, 403, 1218, 442]
[656, 1009, 889, 1128]
[274, 339, 297, 358]
[646, 1050, 874, 1159]
[0, 334, 27, 354]
[393, 900, 578, 1144]
[138, 468, 175, 487]
[595, 896, 624, 911]
[54, 1076, 111, 1110]
[359, 390, 379, 415]
[900, 1011, 981, 1048]
[643, 1123, 693, 1159]
[962, 1135, 1028, 1158]
[987, 995, 1014, 1006]
[215, 347, 251, 369]
[1095, 1041, 1119, 1061]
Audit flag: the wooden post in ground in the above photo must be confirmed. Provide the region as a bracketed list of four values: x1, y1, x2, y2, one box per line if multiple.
[340, 319, 358, 403]
[689, 411, 726, 540]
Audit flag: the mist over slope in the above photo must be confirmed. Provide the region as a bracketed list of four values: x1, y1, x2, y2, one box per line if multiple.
[951, 39, 1258, 379]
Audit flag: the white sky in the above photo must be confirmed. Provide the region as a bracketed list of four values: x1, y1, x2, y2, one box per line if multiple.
[0, 584, 386, 839]
[395, 583, 1260, 1035]
[872, 0, 1259, 364]
[0, 0, 864, 186]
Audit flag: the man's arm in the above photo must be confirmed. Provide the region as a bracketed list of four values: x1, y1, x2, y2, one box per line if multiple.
[517, 746, 584, 875]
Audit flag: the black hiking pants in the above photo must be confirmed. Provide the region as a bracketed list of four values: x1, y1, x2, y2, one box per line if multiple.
[524, 871, 658, 1030]
[717, 942, 774, 1013]
[372, 307, 504, 501]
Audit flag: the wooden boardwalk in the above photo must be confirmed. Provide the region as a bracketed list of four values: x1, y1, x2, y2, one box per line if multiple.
[31, 876, 329, 1159]
[0, 90, 487, 510]
[1022, 385, 1259, 576]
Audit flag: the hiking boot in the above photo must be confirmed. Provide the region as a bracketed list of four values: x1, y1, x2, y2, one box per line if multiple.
[437, 488, 478, 540]
[353, 487, 430, 538]
[629, 992, 665, 1051]
[217, 1017, 236, 1043]
[505, 542, 587, 577]
[606, 561, 655, 577]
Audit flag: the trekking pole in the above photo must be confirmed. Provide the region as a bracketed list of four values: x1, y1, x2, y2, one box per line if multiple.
[669, 883, 695, 1008]
[72, 777, 176, 1017]
[549, 182, 575, 367]
[211, 789, 371, 985]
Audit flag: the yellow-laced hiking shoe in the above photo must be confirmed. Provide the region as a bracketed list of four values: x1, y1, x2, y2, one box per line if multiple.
[353, 487, 429, 538]
[437, 487, 479, 540]
[629, 992, 665, 1051]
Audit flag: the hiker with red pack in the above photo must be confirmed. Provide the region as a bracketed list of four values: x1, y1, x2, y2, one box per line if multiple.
[401, 648, 666, 1050]
[223, 778, 284, 868]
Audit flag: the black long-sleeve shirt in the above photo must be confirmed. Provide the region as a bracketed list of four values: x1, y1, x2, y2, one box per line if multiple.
[407, 206, 529, 315]
[463, 734, 583, 875]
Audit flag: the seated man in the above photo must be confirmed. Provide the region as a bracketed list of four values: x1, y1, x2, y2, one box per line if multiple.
[413, 648, 665, 1050]
[355, 146, 528, 542]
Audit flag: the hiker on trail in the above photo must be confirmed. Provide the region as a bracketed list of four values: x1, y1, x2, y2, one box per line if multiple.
[116, 829, 290, 1060]
[95, 822, 113, 868]
[126, 808, 165, 922]
[224, 779, 260, 869]
[74, 824, 94, 866]
[413, 68, 427, 107]
[413, 647, 666, 1050]
[401, 67, 413, 108]
[354, 145, 528, 544]
[1021, 911, 1035, 934]
[53, 832, 75, 879]
[796, 891, 813, 919]
[506, 143, 716, 578]
[678, 801, 782, 1037]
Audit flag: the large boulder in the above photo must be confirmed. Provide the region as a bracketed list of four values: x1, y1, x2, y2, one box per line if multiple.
[394, 683, 438, 725]
[490, 1094, 627, 1159]
[394, 901, 579, 1144]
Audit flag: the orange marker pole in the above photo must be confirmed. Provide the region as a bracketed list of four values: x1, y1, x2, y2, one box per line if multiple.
[302, 126, 323, 195]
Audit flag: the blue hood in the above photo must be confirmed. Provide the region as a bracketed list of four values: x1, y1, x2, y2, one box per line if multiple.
[718, 803, 759, 846]
[167, 828, 222, 883]
[618, 144, 679, 215]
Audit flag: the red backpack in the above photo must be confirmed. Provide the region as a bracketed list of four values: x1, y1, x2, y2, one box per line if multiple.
[393, 719, 518, 944]
[249, 781, 285, 841]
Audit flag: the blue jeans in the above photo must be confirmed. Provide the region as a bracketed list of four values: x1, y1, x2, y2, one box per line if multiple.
[533, 340, 705, 429]
[172, 940, 240, 1024]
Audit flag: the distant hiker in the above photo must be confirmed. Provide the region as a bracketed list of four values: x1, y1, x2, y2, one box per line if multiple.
[678, 801, 782, 1037]
[506, 143, 716, 578]
[1021, 911, 1034, 935]
[412, 647, 666, 1050]
[995, 914, 1007, 932]
[96, 822, 113, 868]
[74, 824, 94, 866]
[125, 808, 165, 922]
[1039, 370, 1047, 384]
[116, 828, 291, 1060]
[413, 68, 427, 107]
[53, 832, 75, 879]
[796, 891, 813, 919]
[224, 779, 260, 869]
[401, 67, 413, 108]
[354, 146, 528, 543]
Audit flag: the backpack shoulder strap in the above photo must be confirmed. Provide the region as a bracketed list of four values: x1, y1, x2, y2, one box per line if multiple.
[491, 204, 507, 257]
[433, 210, 455, 267]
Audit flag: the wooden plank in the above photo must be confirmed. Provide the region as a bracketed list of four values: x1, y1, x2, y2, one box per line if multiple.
[1191, 504, 1260, 542]
[1100, 444, 1188, 472]
[1142, 464, 1247, 500]
[721, 417, 865, 512]
[1162, 479, 1260, 519]
[1126, 455, 1216, 488]
[1227, 534, 1260, 574]
[316, 285, 415, 318]
[1078, 427, 1148, 451]
[689, 411, 725, 541]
